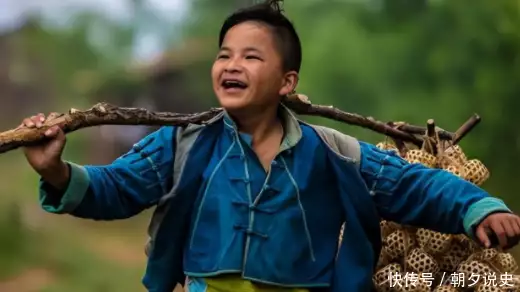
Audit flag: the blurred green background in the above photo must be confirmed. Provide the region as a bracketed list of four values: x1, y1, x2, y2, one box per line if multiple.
[1, 0, 519, 291]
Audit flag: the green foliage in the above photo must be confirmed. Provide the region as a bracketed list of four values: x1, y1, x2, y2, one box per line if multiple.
[182, 0, 520, 200]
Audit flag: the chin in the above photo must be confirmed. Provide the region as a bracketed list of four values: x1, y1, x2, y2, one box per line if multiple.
[217, 94, 251, 112]
[220, 100, 250, 113]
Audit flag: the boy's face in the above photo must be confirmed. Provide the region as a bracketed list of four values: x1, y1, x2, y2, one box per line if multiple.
[212, 21, 298, 113]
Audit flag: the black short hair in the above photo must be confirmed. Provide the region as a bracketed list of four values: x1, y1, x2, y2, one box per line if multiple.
[218, 0, 302, 73]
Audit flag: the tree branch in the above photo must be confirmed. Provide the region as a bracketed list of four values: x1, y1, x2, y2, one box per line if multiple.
[0, 103, 222, 154]
[281, 95, 423, 144]
[0, 95, 477, 154]
[397, 124, 454, 140]
[453, 114, 481, 144]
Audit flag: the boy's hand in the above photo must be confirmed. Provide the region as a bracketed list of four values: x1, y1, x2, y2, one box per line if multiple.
[20, 113, 69, 189]
[475, 212, 520, 250]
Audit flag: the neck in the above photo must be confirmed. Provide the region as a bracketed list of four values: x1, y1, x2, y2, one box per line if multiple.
[227, 104, 282, 142]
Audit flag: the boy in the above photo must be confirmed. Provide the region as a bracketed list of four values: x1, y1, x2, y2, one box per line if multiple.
[21, 1, 520, 292]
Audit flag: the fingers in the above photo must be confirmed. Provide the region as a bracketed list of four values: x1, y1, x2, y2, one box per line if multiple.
[22, 113, 45, 128]
[54, 126, 66, 142]
[501, 216, 520, 250]
[47, 112, 60, 120]
[44, 126, 61, 138]
[490, 219, 508, 248]
[503, 219, 517, 238]
[478, 214, 520, 250]
[513, 216, 520, 235]
[476, 225, 491, 248]
[20, 113, 62, 135]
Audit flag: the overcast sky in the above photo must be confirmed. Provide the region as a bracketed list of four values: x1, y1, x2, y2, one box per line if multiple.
[0, 0, 188, 60]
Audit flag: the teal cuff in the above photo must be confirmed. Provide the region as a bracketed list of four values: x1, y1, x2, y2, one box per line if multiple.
[39, 162, 90, 213]
[463, 197, 512, 239]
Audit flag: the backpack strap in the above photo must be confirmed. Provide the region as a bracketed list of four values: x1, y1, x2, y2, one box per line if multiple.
[307, 124, 361, 168]
[145, 112, 225, 256]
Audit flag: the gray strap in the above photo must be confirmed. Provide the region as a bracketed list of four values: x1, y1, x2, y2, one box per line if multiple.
[145, 112, 225, 256]
[308, 124, 361, 168]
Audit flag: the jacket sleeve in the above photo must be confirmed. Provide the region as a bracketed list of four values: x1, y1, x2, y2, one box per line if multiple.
[39, 126, 177, 220]
[358, 141, 512, 238]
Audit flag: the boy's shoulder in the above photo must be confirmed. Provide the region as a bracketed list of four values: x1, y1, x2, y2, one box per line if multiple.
[173, 111, 226, 138]
[299, 122, 361, 166]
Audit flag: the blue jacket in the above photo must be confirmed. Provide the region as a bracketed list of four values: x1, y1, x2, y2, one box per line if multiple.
[39, 107, 511, 292]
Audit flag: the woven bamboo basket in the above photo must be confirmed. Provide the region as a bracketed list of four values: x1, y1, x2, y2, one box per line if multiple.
[366, 139, 518, 292]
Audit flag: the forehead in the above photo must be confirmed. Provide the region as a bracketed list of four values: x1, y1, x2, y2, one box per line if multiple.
[221, 21, 277, 51]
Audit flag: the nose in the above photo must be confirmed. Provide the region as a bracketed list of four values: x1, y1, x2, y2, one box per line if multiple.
[224, 56, 243, 73]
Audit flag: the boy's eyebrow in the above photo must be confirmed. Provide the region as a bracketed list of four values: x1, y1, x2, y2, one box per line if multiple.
[218, 46, 262, 53]
[243, 47, 262, 54]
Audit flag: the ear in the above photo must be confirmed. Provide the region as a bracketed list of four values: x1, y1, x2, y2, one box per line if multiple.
[278, 71, 299, 96]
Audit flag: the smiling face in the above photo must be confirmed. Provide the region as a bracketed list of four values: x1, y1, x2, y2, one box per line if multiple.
[211, 21, 298, 113]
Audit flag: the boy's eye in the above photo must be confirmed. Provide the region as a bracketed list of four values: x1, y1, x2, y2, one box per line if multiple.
[245, 55, 261, 60]
[217, 54, 229, 59]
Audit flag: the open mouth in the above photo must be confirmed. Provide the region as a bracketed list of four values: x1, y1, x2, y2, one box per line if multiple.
[221, 79, 248, 90]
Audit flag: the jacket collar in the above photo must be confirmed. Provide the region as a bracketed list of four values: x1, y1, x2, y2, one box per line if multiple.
[220, 104, 302, 151]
